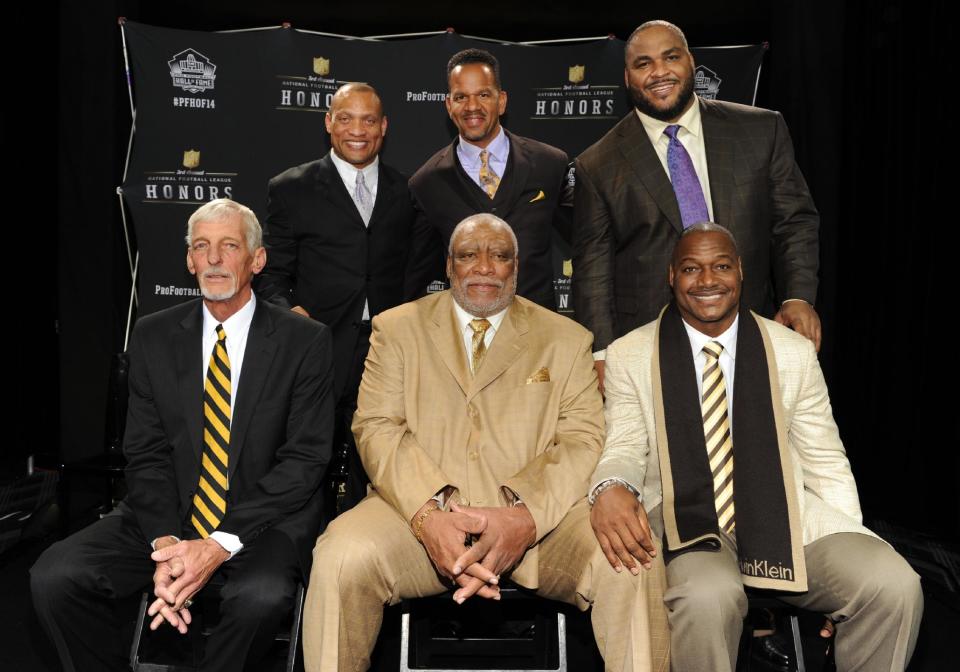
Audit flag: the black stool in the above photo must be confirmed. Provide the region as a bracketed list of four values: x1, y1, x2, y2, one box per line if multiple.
[400, 585, 567, 671]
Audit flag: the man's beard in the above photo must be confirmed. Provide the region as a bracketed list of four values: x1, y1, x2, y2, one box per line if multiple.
[199, 267, 238, 301]
[449, 271, 517, 318]
[629, 74, 695, 122]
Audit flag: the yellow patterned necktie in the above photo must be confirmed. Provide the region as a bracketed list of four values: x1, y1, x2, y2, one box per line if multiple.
[191, 324, 231, 538]
[469, 318, 492, 375]
[702, 341, 735, 533]
[478, 149, 500, 199]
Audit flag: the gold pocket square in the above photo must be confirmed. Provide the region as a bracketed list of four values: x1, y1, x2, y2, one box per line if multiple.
[526, 367, 550, 383]
[529, 190, 546, 203]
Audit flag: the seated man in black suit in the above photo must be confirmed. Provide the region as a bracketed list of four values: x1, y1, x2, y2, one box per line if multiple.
[31, 198, 334, 672]
[409, 48, 573, 309]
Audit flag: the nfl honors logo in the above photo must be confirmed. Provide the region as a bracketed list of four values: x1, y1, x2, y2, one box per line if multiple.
[568, 65, 585, 84]
[694, 65, 722, 99]
[182, 150, 200, 170]
[313, 57, 331, 77]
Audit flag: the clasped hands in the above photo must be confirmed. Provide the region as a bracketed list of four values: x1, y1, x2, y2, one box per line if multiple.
[146, 536, 230, 633]
[413, 500, 537, 604]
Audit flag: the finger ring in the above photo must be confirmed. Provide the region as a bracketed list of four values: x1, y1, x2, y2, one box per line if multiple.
[183, 599, 193, 609]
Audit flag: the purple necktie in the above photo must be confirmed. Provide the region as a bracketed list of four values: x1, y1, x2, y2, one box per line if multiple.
[665, 124, 710, 228]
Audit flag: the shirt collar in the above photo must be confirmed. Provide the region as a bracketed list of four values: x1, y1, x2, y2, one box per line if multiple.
[329, 150, 379, 185]
[202, 292, 257, 341]
[636, 94, 703, 147]
[452, 297, 508, 336]
[456, 126, 509, 170]
[682, 312, 738, 362]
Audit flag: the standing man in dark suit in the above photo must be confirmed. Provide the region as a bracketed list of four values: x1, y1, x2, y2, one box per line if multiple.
[31, 199, 334, 672]
[257, 83, 419, 510]
[409, 48, 573, 309]
[572, 20, 821, 391]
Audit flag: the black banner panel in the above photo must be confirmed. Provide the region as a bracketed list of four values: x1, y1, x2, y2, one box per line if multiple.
[121, 22, 764, 315]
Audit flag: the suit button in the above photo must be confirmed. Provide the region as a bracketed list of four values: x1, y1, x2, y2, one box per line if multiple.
[491, 207, 497, 212]
[468, 452, 479, 460]
[365, 274, 371, 281]
[467, 405, 477, 418]
[366, 228, 372, 236]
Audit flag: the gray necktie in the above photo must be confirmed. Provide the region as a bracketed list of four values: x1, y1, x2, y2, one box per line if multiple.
[354, 170, 373, 225]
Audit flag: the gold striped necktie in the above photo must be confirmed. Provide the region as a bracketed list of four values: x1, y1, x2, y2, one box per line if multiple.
[469, 318, 492, 375]
[191, 324, 231, 538]
[478, 149, 501, 199]
[702, 341, 735, 533]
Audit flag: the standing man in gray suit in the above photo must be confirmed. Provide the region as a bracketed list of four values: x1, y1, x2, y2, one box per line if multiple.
[572, 20, 821, 392]
[588, 223, 921, 672]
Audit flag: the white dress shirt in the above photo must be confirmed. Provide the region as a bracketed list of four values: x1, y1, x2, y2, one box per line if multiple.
[452, 300, 508, 371]
[194, 294, 258, 557]
[636, 97, 714, 221]
[329, 151, 379, 320]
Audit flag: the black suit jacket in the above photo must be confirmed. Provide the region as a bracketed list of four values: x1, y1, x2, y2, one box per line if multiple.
[256, 153, 420, 400]
[572, 98, 820, 351]
[408, 129, 573, 309]
[122, 298, 334, 576]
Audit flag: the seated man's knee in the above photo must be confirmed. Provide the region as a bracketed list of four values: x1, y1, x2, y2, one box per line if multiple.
[31, 541, 86, 605]
[666, 569, 747, 624]
[224, 569, 298, 620]
[311, 523, 385, 592]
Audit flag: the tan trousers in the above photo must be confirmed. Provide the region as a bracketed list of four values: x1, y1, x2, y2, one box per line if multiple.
[303, 494, 670, 672]
[663, 528, 923, 672]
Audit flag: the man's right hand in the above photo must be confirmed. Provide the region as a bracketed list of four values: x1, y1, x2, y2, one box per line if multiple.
[412, 501, 500, 600]
[150, 535, 191, 633]
[590, 484, 656, 574]
[291, 305, 310, 318]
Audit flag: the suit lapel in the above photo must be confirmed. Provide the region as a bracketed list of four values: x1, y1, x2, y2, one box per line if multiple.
[368, 162, 399, 231]
[175, 304, 205, 466]
[700, 99, 735, 228]
[467, 300, 529, 402]
[437, 142, 491, 212]
[316, 154, 367, 231]
[496, 130, 530, 214]
[228, 299, 278, 477]
[426, 293, 472, 397]
[616, 112, 684, 234]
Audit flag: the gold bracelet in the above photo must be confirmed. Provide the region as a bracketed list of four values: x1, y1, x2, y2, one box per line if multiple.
[413, 504, 440, 543]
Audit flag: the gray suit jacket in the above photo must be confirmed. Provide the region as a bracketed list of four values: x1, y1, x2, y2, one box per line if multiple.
[572, 98, 820, 352]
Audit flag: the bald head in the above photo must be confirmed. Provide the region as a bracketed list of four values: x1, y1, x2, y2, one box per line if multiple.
[329, 82, 383, 116]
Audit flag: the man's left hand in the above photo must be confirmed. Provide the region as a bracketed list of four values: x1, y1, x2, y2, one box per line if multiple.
[148, 538, 229, 620]
[774, 301, 821, 352]
[449, 502, 536, 603]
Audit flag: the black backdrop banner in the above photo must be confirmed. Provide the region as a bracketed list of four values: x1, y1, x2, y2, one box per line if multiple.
[120, 21, 764, 315]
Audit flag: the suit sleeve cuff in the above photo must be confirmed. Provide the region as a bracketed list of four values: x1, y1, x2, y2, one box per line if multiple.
[592, 349, 606, 361]
[209, 531, 244, 560]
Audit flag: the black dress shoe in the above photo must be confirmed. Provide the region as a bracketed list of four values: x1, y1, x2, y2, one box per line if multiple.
[751, 633, 792, 670]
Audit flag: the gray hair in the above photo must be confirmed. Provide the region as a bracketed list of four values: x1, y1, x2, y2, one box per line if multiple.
[626, 20, 690, 58]
[448, 213, 519, 257]
[675, 221, 739, 255]
[185, 198, 262, 251]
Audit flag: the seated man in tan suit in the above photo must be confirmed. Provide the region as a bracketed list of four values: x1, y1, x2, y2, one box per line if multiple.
[303, 214, 670, 671]
[589, 222, 922, 672]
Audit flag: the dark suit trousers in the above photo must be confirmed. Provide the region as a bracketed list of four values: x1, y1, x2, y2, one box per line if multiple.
[31, 512, 300, 672]
[335, 320, 373, 513]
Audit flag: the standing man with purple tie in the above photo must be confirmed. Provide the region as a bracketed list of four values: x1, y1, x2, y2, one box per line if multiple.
[572, 20, 821, 392]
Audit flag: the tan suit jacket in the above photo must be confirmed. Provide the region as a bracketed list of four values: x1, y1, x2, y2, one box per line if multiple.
[353, 290, 604, 587]
[592, 315, 876, 546]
